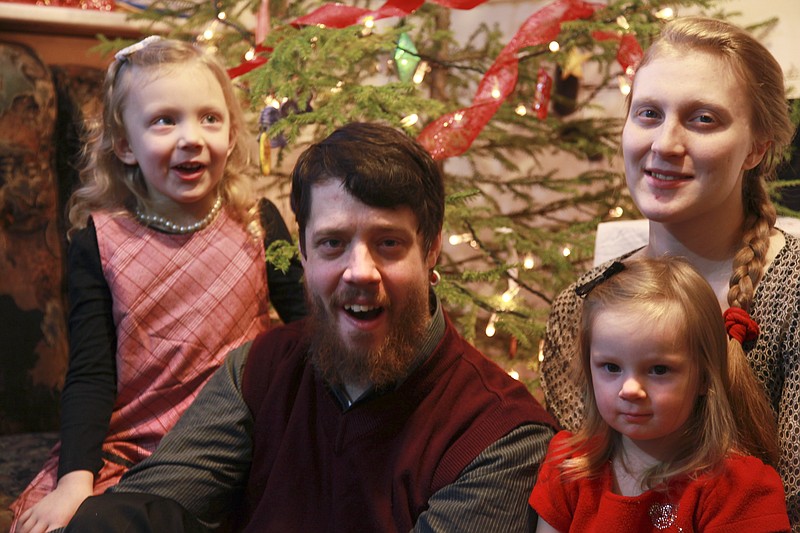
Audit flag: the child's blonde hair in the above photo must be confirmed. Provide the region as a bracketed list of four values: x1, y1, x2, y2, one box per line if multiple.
[561, 257, 778, 490]
[67, 37, 257, 237]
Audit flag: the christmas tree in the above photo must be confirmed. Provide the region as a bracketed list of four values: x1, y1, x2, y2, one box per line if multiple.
[110, 0, 788, 397]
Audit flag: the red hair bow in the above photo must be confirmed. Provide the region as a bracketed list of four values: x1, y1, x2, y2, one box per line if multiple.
[723, 307, 760, 344]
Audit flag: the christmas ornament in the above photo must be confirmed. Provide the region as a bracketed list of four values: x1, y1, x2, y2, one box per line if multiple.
[560, 47, 592, 80]
[257, 99, 302, 175]
[553, 65, 578, 116]
[258, 130, 271, 176]
[418, 0, 602, 160]
[394, 33, 421, 83]
[533, 68, 552, 120]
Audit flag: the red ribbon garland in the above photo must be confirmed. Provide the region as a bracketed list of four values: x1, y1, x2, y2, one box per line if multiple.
[723, 307, 760, 344]
[229, 0, 644, 161]
[418, 0, 603, 159]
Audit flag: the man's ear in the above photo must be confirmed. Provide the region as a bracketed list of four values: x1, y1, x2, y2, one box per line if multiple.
[114, 137, 137, 165]
[742, 140, 769, 171]
[298, 233, 308, 265]
[426, 231, 443, 269]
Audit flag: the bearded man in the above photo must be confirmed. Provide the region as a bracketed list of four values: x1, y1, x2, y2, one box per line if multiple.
[66, 122, 557, 533]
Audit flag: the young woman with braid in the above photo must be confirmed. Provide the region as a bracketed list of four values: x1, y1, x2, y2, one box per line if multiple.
[540, 16, 800, 526]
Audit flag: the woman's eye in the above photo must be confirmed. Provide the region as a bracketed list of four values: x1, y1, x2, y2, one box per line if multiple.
[602, 363, 621, 373]
[203, 114, 221, 125]
[153, 117, 175, 126]
[635, 108, 660, 121]
[651, 365, 669, 376]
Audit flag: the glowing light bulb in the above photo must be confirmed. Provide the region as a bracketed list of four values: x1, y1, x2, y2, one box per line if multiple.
[454, 112, 464, 122]
[485, 313, 498, 337]
[548, 41, 560, 53]
[244, 48, 255, 61]
[501, 284, 519, 303]
[217, 11, 226, 20]
[412, 61, 429, 85]
[609, 206, 624, 218]
[655, 7, 674, 20]
[515, 104, 527, 116]
[491, 86, 502, 99]
[616, 16, 629, 30]
[523, 253, 535, 270]
[562, 246, 571, 257]
[400, 113, 419, 127]
[203, 28, 215, 40]
[448, 233, 471, 245]
[508, 369, 520, 380]
[538, 339, 544, 363]
[618, 75, 631, 96]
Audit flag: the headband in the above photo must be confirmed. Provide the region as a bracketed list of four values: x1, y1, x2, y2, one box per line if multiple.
[115, 35, 162, 62]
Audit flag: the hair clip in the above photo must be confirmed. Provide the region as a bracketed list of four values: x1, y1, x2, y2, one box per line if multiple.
[574, 261, 625, 299]
[723, 307, 760, 344]
[115, 35, 162, 62]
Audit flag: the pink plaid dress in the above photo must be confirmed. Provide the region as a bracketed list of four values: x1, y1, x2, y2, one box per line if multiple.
[11, 208, 270, 523]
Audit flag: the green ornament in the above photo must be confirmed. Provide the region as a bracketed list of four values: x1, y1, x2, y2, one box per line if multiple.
[394, 33, 420, 83]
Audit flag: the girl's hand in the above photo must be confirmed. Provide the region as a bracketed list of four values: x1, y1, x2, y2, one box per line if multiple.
[15, 470, 93, 533]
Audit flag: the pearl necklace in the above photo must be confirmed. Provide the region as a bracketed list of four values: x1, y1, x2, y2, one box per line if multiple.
[135, 196, 223, 234]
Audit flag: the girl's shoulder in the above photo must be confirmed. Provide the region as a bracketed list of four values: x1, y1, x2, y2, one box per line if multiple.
[684, 454, 790, 530]
[717, 453, 782, 482]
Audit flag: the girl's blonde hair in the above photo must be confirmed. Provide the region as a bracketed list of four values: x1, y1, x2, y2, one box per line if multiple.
[630, 16, 795, 315]
[67, 37, 258, 237]
[561, 257, 778, 491]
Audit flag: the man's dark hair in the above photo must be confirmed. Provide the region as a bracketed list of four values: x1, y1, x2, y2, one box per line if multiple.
[290, 122, 445, 255]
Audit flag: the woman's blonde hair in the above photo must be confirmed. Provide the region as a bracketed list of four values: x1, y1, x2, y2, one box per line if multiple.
[630, 16, 795, 315]
[559, 257, 778, 491]
[67, 37, 258, 237]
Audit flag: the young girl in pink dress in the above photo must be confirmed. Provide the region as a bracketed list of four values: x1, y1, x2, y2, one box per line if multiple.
[10, 36, 305, 533]
[531, 257, 789, 532]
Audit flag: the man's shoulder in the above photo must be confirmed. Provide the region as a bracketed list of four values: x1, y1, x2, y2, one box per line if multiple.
[438, 315, 557, 428]
[245, 320, 311, 369]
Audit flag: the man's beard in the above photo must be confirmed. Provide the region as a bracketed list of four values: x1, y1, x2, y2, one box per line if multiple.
[306, 283, 431, 391]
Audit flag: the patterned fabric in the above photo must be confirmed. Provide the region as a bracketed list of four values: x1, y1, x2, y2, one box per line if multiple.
[530, 431, 790, 532]
[97, 209, 270, 461]
[9, 209, 271, 525]
[541, 231, 800, 527]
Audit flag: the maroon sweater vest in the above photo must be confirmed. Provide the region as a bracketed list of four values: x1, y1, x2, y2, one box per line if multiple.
[239, 314, 556, 533]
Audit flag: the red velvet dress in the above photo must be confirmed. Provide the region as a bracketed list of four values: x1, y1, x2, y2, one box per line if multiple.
[530, 431, 790, 532]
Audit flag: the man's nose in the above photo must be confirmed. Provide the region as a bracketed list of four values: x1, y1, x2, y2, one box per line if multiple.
[342, 243, 380, 285]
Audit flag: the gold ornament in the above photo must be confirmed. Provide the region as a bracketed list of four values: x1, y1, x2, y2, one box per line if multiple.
[561, 48, 593, 80]
[258, 131, 271, 176]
